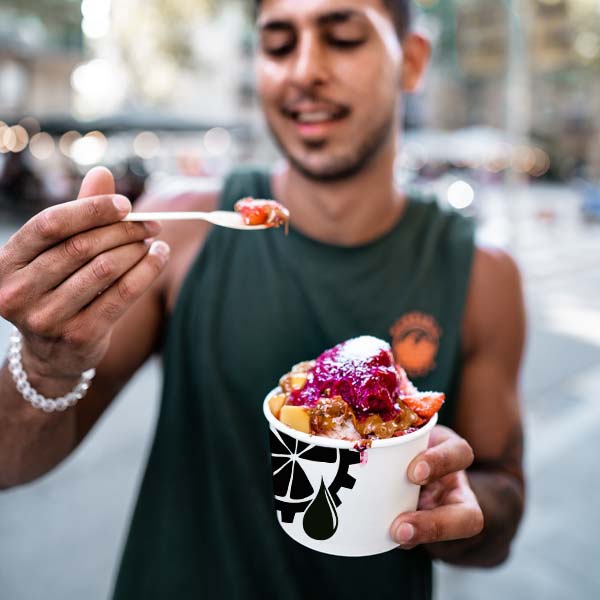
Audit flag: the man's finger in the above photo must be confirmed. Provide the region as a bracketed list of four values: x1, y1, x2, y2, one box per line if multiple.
[84, 240, 170, 326]
[78, 166, 115, 199]
[43, 241, 151, 322]
[407, 429, 474, 485]
[391, 502, 484, 548]
[6, 194, 132, 265]
[25, 220, 161, 293]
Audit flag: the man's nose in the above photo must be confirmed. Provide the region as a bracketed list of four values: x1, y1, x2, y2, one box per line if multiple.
[289, 33, 329, 89]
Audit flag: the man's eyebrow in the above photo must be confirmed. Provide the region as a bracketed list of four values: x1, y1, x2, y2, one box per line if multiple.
[316, 10, 364, 27]
[259, 20, 294, 32]
[258, 10, 365, 31]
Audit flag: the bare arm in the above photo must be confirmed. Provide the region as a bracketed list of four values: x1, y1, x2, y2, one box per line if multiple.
[391, 247, 526, 567]
[431, 247, 526, 565]
[0, 293, 163, 487]
[0, 169, 168, 489]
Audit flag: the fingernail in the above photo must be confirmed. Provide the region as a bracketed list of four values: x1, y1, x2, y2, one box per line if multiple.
[144, 220, 162, 235]
[149, 240, 170, 260]
[113, 195, 131, 213]
[395, 523, 415, 545]
[413, 462, 431, 484]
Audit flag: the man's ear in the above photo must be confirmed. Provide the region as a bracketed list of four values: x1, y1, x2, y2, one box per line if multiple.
[401, 33, 431, 93]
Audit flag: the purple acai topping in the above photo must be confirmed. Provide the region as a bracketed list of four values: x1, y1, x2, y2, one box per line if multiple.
[288, 336, 401, 419]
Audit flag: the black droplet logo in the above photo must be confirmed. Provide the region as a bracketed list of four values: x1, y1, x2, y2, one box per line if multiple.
[302, 477, 339, 540]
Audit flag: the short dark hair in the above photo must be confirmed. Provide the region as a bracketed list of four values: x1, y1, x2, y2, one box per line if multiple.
[253, 0, 412, 40]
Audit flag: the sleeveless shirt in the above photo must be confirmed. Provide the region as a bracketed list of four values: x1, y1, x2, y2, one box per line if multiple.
[112, 166, 475, 600]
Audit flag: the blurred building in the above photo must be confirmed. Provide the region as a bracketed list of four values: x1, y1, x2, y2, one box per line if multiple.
[419, 0, 599, 179]
[2, 0, 599, 186]
[0, 3, 83, 118]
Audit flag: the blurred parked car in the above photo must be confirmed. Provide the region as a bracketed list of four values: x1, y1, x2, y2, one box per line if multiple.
[576, 180, 600, 222]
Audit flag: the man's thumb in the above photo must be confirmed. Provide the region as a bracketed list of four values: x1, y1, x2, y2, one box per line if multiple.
[77, 166, 116, 199]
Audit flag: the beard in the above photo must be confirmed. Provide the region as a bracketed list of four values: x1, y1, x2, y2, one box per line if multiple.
[266, 109, 397, 183]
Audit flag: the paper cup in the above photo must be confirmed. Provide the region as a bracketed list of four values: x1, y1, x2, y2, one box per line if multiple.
[263, 388, 437, 557]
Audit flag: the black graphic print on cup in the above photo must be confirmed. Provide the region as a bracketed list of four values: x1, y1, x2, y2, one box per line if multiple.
[303, 478, 339, 540]
[269, 429, 360, 540]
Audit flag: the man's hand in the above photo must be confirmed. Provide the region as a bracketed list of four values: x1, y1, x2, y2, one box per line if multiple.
[0, 167, 170, 388]
[390, 426, 484, 549]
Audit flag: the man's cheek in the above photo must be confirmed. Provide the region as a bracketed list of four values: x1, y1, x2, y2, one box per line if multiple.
[257, 60, 288, 88]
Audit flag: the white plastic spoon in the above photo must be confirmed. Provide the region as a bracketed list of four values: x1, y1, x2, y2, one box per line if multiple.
[123, 211, 269, 230]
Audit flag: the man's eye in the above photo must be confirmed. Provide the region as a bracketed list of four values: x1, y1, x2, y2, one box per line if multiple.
[327, 38, 365, 49]
[261, 31, 296, 57]
[263, 43, 295, 57]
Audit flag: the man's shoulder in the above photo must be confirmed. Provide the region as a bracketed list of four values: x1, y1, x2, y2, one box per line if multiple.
[462, 244, 524, 356]
[472, 245, 520, 279]
[470, 245, 522, 299]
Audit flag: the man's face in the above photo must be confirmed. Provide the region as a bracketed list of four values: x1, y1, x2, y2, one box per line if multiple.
[256, 0, 405, 182]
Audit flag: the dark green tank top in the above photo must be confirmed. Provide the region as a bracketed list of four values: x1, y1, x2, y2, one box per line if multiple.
[113, 166, 475, 600]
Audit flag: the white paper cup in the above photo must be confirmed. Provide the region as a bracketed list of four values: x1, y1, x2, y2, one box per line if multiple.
[263, 388, 437, 557]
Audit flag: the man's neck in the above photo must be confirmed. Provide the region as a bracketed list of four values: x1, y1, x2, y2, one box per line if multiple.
[272, 149, 406, 247]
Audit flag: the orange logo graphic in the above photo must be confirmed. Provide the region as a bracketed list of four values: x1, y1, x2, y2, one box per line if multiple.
[390, 312, 442, 378]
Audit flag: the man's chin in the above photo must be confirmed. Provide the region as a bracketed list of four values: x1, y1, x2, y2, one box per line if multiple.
[287, 153, 372, 183]
[268, 117, 394, 183]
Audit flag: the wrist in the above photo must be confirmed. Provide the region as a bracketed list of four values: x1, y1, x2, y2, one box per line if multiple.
[8, 327, 95, 412]
[20, 344, 82, 398]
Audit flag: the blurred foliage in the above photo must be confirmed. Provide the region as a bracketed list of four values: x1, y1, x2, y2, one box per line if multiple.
[112, 0, 220, 102]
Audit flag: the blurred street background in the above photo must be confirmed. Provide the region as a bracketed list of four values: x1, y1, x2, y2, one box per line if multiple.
[1, 0, 600, 598]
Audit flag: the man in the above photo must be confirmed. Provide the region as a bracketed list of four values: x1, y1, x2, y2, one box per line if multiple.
[0, 0, 525, 598]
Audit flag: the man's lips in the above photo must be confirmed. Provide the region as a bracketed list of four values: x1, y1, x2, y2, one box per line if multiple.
[281, 104, 350, 138]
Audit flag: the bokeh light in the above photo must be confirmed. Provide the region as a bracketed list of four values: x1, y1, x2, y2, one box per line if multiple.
[29, 132, 56, 160]
[59, 131, 82, 157]
[133, 131, 161, 159]
[447, 180, 475, 210]
[81, 0, 111, 39]
[203, 127, 232, 156]
[530, 148, 551, 178]
[71, 59, 113, 96]
[0, 123, 8, 154]
[3, 125, 29, 153]
[71, 58, 125, 117]
[512, 145, 537, 174]
[82, 18, 110, 40]
[70, 131, 108, 165]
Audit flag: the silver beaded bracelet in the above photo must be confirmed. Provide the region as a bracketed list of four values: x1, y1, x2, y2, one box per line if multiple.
[7, 326, 96, 413]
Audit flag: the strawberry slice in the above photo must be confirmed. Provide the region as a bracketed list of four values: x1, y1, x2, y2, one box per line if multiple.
[401, 392, 445, 419]
[234, 198, 290, 229]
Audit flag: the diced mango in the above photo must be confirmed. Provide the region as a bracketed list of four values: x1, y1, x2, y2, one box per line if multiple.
[289, 373, 307, 391]
[279, 371, 307, 392]
[291, 360, 315, 373]
[279, 405, 311, 434]
[279, 372, 293, 393]
[269, 393, 286, 419]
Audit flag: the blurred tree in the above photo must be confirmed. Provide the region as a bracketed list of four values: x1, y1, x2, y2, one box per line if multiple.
[112, 0, 221, 103]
